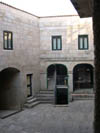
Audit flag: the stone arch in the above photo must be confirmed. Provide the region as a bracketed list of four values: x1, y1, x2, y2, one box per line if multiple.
[47, 64, 68, 90]
[46, 62, 67, 71]
[0, 64, 22, 72]
[73, 63, 94, 91]
[0, 67, 21, 109]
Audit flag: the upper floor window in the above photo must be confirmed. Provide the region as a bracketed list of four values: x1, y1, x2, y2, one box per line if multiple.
[52, 36, 62, 50]
[78, 35, 88, 50]
[3, 31, 13, 50]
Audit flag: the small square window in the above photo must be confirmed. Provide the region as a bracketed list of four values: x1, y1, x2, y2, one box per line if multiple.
[3, 31, 13, 50]
[78, 35, 88, 50]
[52, 36, 62, 50]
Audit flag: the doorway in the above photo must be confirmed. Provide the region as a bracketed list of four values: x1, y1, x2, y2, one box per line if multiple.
[0, 67, 20, 110]
[27, 74, 32, 97]
[47, 64, 68, 90]
[73, 64, 94, 91]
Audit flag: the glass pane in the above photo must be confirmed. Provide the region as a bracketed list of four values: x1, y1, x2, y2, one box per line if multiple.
[53, 38, 56, 50]
[8, 33, 12, 49]
[79, 37, 83, 49]
[27, 76, 30, 85]
[8, 39, 11, 49]
[4, 40, 7, 49]
[4, 32, 7, 36]
[84, 37, 88, 49]
[57, 38, 61, 49]
[4, 33, 7, 49]
[8, 33, 11, 39]
[27, 86, 31, 96]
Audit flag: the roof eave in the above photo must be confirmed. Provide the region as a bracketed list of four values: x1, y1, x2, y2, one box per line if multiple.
[70, 0, 93, 18]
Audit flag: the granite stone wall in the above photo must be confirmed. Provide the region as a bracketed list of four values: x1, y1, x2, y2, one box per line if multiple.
[39, 16, 94, 92]
[0, 3, 40, 109]
[0, 3, 94, 108]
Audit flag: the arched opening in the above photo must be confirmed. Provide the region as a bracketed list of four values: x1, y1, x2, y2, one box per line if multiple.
[0, 67, 21, 110]
[47, 64, 68, 90]
[47, 64, 68, 104]
[73, 64, 94, 91]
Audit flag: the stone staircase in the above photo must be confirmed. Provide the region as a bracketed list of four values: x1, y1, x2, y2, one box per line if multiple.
[72, 89, 95, 101]
[24, 90, 55, 108]
[24, 96, 40, 108]
[36, 90, 55, 104]
[24, 89, 95, 108]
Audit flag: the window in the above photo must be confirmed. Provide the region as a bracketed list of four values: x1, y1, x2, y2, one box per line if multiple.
[52, 36, 62, 50]
[3, 31, 13, 50]
[27, 74, 32, 97]
[78, 35, 88, 50]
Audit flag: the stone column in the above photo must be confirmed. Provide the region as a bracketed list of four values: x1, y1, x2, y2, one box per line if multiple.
[40, 72, 47, 90]
[68, 71, 73, 93]
[68, 71, 73, 101]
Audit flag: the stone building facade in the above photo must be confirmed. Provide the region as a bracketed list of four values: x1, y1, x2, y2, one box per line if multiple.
[39, 16, 94, 94]
[0, 2, 94, 109]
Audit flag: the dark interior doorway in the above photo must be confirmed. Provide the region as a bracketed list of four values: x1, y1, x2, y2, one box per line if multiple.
[47, 64, 68, 104]
[0, 67, 20, 110]
[73, 64, 94, 91]
[27, 74, 32, 97]
[47, 64, 68, 89]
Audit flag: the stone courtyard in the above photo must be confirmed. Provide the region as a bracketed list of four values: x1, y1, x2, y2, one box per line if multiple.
[0, 100, 94, 133]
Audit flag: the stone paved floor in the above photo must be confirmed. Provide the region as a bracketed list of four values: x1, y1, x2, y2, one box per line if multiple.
[0, 100, 94, 133]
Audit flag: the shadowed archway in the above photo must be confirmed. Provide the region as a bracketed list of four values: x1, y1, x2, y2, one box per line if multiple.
[47, 64, 68, 90]
[73, 64, 94, 91]
[0, 67, 21, 110]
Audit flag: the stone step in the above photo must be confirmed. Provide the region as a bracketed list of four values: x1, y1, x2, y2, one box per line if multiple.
[72, 93, 95, 101]
[39, 90, 54, 94]
[24, 90, 55, 108]
[73, 89, 94, 94]
[26, 97, 37, 104]
[36, 90, 55, 104]
[72, 93, 94, 97]
[37, 96, 54, 100]
[27, 96, 34, 100]
[72, 97, 94, 100]
[37, 93, 54, 97]
[24, 101, 40, 108]
[39, 101, 55, 104]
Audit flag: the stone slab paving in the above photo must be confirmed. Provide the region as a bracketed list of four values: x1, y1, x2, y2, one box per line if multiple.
[0, 110, 20, 119]
[0, 100, 94, 133]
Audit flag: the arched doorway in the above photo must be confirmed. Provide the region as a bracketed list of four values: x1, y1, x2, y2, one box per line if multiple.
[73, 64, 94, 91]
[0, 67, 21, 110]
[47, 64, 68, 90]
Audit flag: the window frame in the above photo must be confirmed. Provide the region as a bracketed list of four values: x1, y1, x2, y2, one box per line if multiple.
[27, 74, 32, 97]
[3, 31, 13, 50]
[52, 36, 62, 51]
[78, 35, 89, 50]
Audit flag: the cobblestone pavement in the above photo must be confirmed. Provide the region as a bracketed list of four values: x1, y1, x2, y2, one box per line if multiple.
[0, 100, 94, 133]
